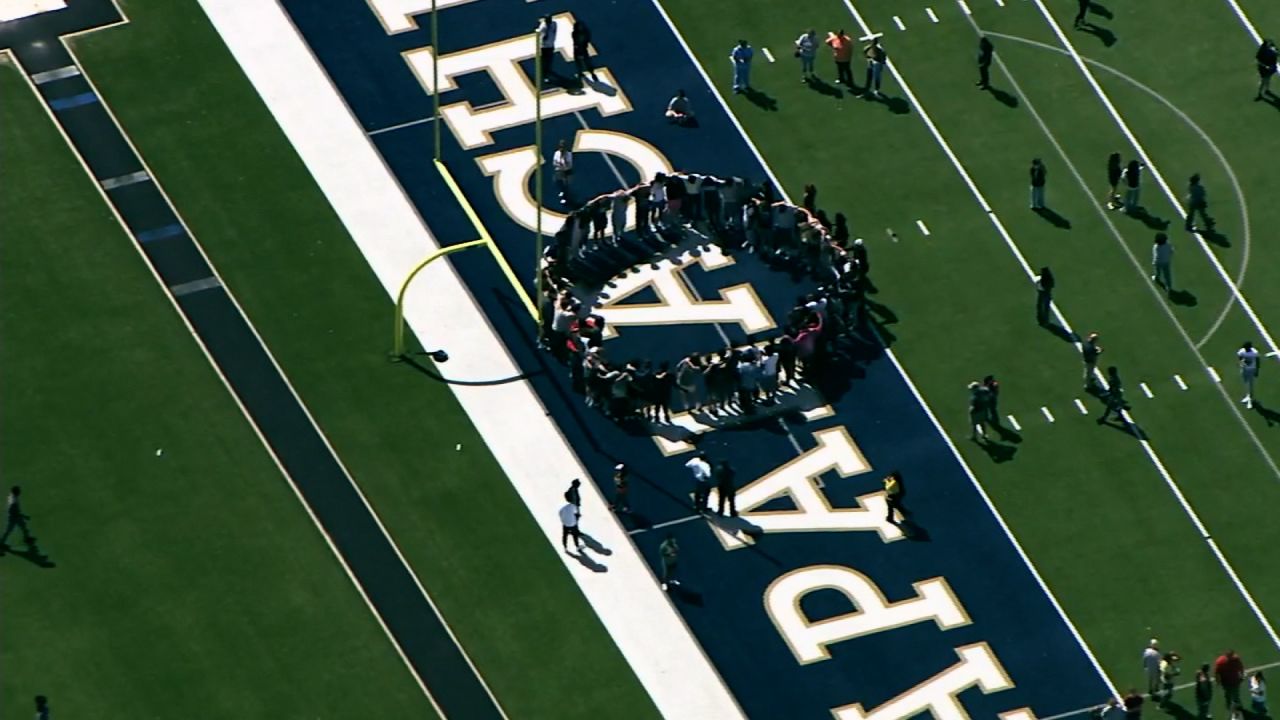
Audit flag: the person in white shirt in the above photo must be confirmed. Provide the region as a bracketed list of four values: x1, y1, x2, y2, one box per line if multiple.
[1151, 232, 1173, 292]
[1142, 639, 1162, 697]
[665, 89, 694, 125]
[558, 500, 584, 552]
[1250, 671, 1267, 716]
[536, 15, 558, 81]
[552, 140, 573, 205]
[609, 190, 628, 245]
[685, 453, 713, 512]
[1239, 341, 1261, 408]
[795, 29, 817, 81]
[649, 173, 668, 227]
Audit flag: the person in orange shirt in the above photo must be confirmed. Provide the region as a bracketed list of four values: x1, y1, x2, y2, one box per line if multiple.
[825, 29, 855, 87]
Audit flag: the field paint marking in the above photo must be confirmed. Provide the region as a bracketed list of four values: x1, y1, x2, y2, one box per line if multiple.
[926, 7, 940, 22]
[367, 115, 435, 136]
[915, 219, 930, 235]
[1209, 366, 1222, 383]
[30, 64, 79, 84]
[629, 514, 704, 535]
[1040, 406, 1055, 423]
[995, 0, 1004, 6]
[100, 169, 150, 190]
[1174, 374, 1188, 391]
[169, 276, 223, 297]
[1223, 0, 1264, 45]
[958, 0, 972, 15]
[1029, 0, 1280, 368]
[48, 90, 97, 110]
[1073, 399, 1087, 415]
[892, 15, 905, 30]
[1140, 382, 1154, 399]
[136, 223, 184, 243]
[844, 0, 1280, 685]
[1006, 415, 1020, 431]
[761, 47, 775, 63]
[976, 29, 1280, 486]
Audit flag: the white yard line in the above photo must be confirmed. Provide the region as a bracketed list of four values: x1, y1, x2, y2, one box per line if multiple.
[1224, 0, 1264, 45]
[761, 47, 775, 63]
[1209, 366, 1222, 383]
[1040, 406, 1055, 423]
[202, 1, 746, 717]
[1140, 382, 1154, 399]
[1006, 415, 1021, 431]
[926, 7, 940, 23]
[1073, 399, 1088, 415]
[893, 15, 906, 30]
[915, 219, 930, 235]
[1174, 374, 1188, 391]
[958, 0, 972, 15]
[844, 0, 1280, 660]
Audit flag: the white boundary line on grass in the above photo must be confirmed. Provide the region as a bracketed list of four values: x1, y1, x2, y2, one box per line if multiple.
[1224, 0, 1265, 45]
[200, 1, 745, 717]
[655, 0, 1125, 705]
[840, 0, 1280, 655]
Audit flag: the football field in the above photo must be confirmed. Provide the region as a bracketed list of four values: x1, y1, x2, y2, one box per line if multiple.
[3, 0, 1280, 718]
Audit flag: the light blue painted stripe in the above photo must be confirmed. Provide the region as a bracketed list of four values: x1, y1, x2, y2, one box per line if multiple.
[136, 224, 184, 243]
[169, 276, 222, 298]
[100, 170, 150, 190]
[31, 65, 81, 85]
[49, 91, 98, 111]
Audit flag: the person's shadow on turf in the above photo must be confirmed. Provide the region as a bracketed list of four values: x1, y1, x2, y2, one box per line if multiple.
[0, 540, 54, 569]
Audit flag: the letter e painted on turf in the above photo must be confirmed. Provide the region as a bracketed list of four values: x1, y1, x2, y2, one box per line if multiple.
[403, 14, 631, 149]
[365, 0, 482, 34]
[765, 565, 970, 665]
[831, 644, 1015, 720]
[709, 427, 900, 549]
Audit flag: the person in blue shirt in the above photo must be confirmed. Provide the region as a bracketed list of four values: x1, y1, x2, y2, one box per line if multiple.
[730, 40, 754, 93]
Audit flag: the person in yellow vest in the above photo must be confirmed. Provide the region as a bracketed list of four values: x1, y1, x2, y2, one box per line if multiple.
[883, 470, 906, 525]
[1158, 651, 1181, 705]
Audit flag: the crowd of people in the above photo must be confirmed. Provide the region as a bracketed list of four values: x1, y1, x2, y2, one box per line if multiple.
[1091, 643, 1267, 719]
[537, 171, 875, 427]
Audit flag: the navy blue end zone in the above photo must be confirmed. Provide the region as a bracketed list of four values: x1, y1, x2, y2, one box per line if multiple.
[280, 1, 1111, 716]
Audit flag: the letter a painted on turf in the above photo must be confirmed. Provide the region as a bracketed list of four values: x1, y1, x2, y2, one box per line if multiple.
[708, 427, 900, 550]
[831, 644, 1016, 719]
[765, 565, 970, 664]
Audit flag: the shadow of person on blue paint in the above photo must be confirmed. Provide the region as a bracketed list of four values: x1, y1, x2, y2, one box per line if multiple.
[578, 530, 612, 557]
[705, 513, 764, 543]
[582, 75, 618, 97]
[806, 76, 844, 99]
[669, 583, 704, 606]
[1168, 289, 1197, 307]
[897, 518, 930, 542]
[1033, 207, 1072, 230]
[742, 87, 778, 111]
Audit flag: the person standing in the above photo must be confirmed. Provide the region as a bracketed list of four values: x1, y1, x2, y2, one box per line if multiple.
[659, 533, 680, 590]
[715, 461, 738, 517]
[1239, 341, 1261, 409]
[1215, 649, 1246, 716]
[0, 486, 33, 551]
[1035, 266, 1055, 326]
[559, 498, 584, 552]
[536, 15, 558, 81]
[1030, 158, 1047, 210]
[1159, 652, 1182, 704]
[982, 375, 1001, 426]
[1122, 689, 1145, 719]
[1106, 152, 1123, 209]
[802, 184, 818, 214]
[977, 36, 994, 89]
[1250, 671, 1267, 717]
[1142, 639, 1162, 698]
[572, 19, 595, 81]
[861, 36, 887, 97]
[552, 140, 574, 206]
[730, 40, 754, 94]
[1184, 174, 1213, 233]
[795, 29, 817, 82]
[1256, 39, 1278, 100]
[609, 189, 628, 245]
[1123, 160, 1143, 214]
[1097, 367, 1128, 424]
[1195, 664, 1214, 719]
[1082, 332, 1104, 390]
[610, 463, 630, 514]
[826, 30, 854, 87]
[1151, 232, 1173, 292]
[35, 696, 50, 720]
[968, 381, 991, 441]
[883, 471, 906, 525]
[1073, 0, 1091, 29]
[685, 452, 713, 513]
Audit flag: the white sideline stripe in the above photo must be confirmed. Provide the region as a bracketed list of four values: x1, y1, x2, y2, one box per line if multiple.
[915, 219, 930, 235]
[1040, 659, 1280, 720]
[1209, 366, 1222, 383]
[958, 0, 972, 15]
[205, 1, 745, 717]
[926, 6, 940, 22]
[1006, 415, 1020, 431]
[1140, 382, 1154, 399]
[367, 115, 435, 136]
[1030, 0, 1280, 370]
[1073, 399, 1087, 415]
[169, 275, 222, 297]
[1224, 0, 1264, 45]
[1174, 374, 1188, 391]
[629, 514, 703, 535]
[1040, 406, 1055, 423]
[761, 47, 775, 63]
[100, 169, 150, 190]
[995, 0, 1004, 6]
[893, 15, 906, 30]
[670, 0, 1121, 707]
[30, 64, 80, 84]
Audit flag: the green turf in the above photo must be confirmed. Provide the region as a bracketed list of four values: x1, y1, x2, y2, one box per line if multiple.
[660, 0, 1280, 689]
[0, 63, 433, 718]
[67, 3, 659, 718]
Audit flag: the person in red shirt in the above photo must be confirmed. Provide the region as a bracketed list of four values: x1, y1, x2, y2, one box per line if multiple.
[1215, 649, 1246, 715]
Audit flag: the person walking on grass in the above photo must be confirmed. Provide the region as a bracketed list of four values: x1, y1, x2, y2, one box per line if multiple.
[795, 29, 817, 82]
[1106, 152, 1123, 209]
[1097, 367, 1127, 424]
[1030, 158, 1047, 210]
[715, 460, 738, 517]
[1082, 332, 1104, 390]
[1184, 174, 1214, 233]
[1239, 341, 1260, 409]
[559, 498, 585, 552]
[1215, 649, 1246, 716]
[982, 375, 1001, 427]
[883, 470, 906, 524]
[659, 532, 680, 590]
[1123, 159, 1144, 214]
[1159, 651, 1182, 704]
[976, 36, 994, 89]
[1035, 266, 1055, 326]
[1256, 39, 1278, 101]
[0, 486, 33, 552]
[1073, 0, 1091, 29]
[1195, 664, 1214, 719]
[1142, 639, 1162, 698]
[730, 40, 754, 94]
[826, 29, 854, 87]
[968, 381, 990, 442]
[861, 36, 886, 98]
[1152, 232, 1173, 292]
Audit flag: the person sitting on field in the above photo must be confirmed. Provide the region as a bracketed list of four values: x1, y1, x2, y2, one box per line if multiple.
[665, 89, 695, 125]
